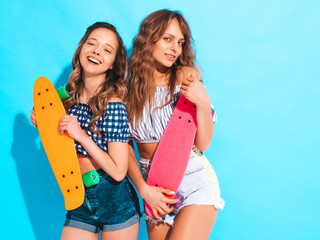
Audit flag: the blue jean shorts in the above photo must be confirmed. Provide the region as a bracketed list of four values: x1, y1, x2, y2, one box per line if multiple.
[140, 146, 224, 225]
[64, 169, 141, 233]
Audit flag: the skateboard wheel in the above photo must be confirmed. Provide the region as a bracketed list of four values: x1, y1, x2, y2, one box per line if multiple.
[57, 85, 70, 101]
[82, 170, 100, 187]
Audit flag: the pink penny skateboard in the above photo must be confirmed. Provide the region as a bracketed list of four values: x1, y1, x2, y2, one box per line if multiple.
[33, 76, 84, 210]
[145, 94, 197, 217]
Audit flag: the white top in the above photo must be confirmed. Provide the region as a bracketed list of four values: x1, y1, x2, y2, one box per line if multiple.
[129, 85, 216, 143]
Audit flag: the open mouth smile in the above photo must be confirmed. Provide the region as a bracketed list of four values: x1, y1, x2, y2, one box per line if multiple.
[87, 56, 101, 65]
[165, 53, 176, 61]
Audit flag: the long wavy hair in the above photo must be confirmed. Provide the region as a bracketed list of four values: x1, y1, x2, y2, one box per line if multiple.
[126, 9, 197, 126]
[64, 22, 127, 136]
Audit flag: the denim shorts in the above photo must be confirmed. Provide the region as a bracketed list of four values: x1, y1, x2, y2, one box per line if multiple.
[140, 146, 224, 225]
[64, 169, 141, 232]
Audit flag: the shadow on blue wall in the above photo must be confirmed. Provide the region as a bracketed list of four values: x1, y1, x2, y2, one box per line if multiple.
[10, 65, 72, 240]
[56, 65, 73, 88]
[11, 113, 64, 240]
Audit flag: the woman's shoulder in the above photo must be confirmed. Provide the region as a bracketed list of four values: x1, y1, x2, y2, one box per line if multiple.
[107, 97, 124, 103]
[176, 66, 200, 85]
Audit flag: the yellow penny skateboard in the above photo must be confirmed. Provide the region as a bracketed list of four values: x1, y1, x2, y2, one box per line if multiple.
[33, 76, 84, 210]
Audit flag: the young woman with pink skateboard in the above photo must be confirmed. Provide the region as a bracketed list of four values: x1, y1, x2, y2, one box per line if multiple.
[126, 9, 224, 240]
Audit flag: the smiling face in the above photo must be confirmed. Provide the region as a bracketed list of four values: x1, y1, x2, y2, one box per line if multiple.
[152, 18, 185, 73]
[79, 28, 119, 78]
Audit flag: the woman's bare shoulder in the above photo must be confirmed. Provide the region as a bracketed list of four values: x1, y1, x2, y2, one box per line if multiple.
[107, 97, 123, 103]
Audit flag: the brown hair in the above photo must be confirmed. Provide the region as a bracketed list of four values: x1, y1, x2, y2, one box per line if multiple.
[126, 9, 197, 126]
[64, 22, 127, 136]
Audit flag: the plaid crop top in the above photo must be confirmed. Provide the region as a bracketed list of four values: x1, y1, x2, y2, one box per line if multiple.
[68, 101, 130, 157]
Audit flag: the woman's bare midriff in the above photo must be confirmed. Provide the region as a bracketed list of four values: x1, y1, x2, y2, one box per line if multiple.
[77, 156, 100, 174]
[136, 142, 159, 160]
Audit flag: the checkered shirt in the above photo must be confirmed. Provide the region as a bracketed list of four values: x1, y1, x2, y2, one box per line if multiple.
[68, 101, 130, 157]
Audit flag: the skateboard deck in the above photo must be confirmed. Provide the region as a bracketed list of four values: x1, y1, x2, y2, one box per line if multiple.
[33, 76, 84, 210]
[145, 94, 197, 217]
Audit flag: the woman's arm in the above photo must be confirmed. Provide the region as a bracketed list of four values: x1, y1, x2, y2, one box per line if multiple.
[179, 67, 214, 152]
[58, 115, 128, 182]
[127, 141, 178, 219]
[30, 108, 37, 127]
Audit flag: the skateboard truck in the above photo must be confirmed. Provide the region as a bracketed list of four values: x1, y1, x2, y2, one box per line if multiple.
[82, 170, 100, 187]
[164, 193, 184, 217]
[173, 193, 184, 209]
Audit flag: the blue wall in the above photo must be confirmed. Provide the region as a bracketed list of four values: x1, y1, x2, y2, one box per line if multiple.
[1, 1, 319, 239]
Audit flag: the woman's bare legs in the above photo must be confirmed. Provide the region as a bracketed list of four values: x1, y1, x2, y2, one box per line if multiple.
[61, 221, 139, 240]
[60, 226, 99, 240]
[147, 221, 172, 240]
[147, 205, 218, 240]
[101, 221, 140, 240]
[169, 205, 218, 240]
